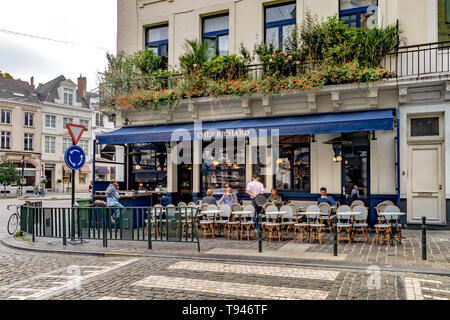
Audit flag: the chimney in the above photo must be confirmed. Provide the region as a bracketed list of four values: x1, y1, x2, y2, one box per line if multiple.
[30, 76, 35, 94]
[77, 74, 87, 98]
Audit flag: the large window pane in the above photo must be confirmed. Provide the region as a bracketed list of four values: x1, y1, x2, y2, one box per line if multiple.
[203, 15, 229, 33]
[282, 24, 295, 50]
[159, 44, 168, 57]
[411, 117, 440, 137]
[340, 0, 377, 10]
[218, 34, 229, 56]
[438, 0, 450, 41]
[266, 3, 296, 23]
[204, 37, 216, 58]
[147, 25, 168, 42]
[265, 27, 279, 48]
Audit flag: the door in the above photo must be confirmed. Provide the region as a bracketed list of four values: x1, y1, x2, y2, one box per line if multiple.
[44, 170, 52, 189]
[407, 144, 445, 224]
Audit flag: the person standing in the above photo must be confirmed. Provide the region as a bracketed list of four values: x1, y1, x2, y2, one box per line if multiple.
[106, 179, 123, 223]
[247, 175, 265, 227]
[219, 187, 238, 205]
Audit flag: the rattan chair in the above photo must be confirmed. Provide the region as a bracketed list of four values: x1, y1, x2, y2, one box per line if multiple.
[306, 205, 325, 244]
[336, 205, 352, 244]
[240, 205, 256, 240]
[240, 200, 253, 206]
[280, 205, 295, 233]
[263, 205, 281, 242]
[178, 202, 187, 207]
[384, 205, 402, 244]
[318, 202, 333, 233]
[352, 205, 369, 243]
[231, 203, 242, 212]
[215, 204, 231, 236]
[350, 200, 365, 208]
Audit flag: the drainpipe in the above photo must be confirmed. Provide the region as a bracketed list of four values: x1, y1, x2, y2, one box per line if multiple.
[396, 110, 401, 208]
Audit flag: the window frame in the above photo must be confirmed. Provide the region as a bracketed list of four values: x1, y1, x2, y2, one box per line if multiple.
[96, 113, 104, 127]
[202, 13, 230, 57]
[63, 88, 74, 105]
[44, 135, 56, 154]
[339, 0, 378, 28]
[45, 115, 56, 128]
[24, 133, 34, 151]
[79, 119, 89, 131]
[63, 137, 72, 152]
[24, 112, 34, 127]
[145, 24, 169, 57]
[264, 1, 296, 50]
[1, 109, 11, 124]
[79, 139, 89, 156]
[407, 113, 444, 142]
[63, 117, 74, 128]
[273, 137, 311, 193]
[1, 131, 11, 149]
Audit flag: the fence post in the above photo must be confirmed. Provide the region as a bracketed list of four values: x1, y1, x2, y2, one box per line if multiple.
[71, 207, 75, 241]
[103, 209, 107, 248]
[422, 216, 426, 260]
[258, 213, 262, 253]
[148, 208, 152, 250]
[31, 207, 35, 243]
[62, 208, 67, 246]
[333, 216, 338, 256]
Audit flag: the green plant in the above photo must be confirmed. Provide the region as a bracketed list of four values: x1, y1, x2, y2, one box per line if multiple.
[57, 179, 62, 184]
[0, 161, 19, 199]
[179, 39, 211, 73]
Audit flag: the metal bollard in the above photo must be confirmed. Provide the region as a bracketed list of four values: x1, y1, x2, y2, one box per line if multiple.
[333, 216, 338, 256]
[258, 213, 262, 253]
[422, 216, 426, 260]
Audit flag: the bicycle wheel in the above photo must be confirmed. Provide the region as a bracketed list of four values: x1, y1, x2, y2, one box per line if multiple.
[7, 214, 19, 235]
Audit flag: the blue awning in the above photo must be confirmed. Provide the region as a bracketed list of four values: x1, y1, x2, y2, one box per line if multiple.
[97, 109, 394, 145]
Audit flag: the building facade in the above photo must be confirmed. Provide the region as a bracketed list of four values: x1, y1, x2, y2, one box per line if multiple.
[0, 77, 42, 195]
[106, 0, 450, 227]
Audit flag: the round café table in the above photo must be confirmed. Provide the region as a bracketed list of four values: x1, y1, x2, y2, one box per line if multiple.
[377, 212, 405, 244]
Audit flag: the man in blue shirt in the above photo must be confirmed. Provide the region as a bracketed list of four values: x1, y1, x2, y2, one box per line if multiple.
[318, 187, 336, 206]
[106, 180, 123, 223]
[219, 187, 238, 205]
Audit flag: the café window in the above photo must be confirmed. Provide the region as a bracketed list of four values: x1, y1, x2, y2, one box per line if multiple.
[275, 136, 310, 191]
[146, 24, 169, 57]
[264, 2, 296, 51]
[201, 139, 246, 194]
[130, 143, 167, 191]
[202, 14, 229, 57]
[339, 0, 378, 28]
[251, 143, 267, 187]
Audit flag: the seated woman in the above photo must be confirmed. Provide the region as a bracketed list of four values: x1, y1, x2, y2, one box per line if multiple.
[202, 189, 217, 205]
[266, 188, 283, 209]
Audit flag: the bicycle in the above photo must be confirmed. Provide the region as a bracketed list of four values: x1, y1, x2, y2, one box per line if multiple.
[7, 204, 22, 235]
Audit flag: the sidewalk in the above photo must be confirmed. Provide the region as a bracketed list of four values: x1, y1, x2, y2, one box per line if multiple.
[18, 192, 91, 201]
[3, 229, 449, 275]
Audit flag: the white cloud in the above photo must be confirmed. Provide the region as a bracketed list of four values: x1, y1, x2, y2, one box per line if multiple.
[0, 0, 117, 91]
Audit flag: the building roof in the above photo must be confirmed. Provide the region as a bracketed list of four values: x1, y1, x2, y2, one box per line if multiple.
[36, 75, 90, 108]
[0, 77, 40, 104]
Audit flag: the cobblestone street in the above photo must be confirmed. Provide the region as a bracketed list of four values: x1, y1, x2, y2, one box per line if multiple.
[0, 198, 449, 301]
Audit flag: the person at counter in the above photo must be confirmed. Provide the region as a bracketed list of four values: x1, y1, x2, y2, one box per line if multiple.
[106, 179, 123, 223]
[318, 187, 336, 206]
[219, 187, 238, 205]
[202, 189, 217, 205]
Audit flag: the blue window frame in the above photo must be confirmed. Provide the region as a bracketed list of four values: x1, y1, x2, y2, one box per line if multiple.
[264, 2, 296, 51]
[145, 24, 169, 57]
[202, 14, 229, 57]
[339, 0, 378, 28]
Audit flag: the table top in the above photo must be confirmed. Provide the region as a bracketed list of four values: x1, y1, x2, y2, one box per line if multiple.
[378, 212, 406, 216]
[298, 212, 322, 215]
[201, 210, 222, 214]
[232, 211, 254, 215]
[265, 211, 287, 215]
[336, 212, 359, 216]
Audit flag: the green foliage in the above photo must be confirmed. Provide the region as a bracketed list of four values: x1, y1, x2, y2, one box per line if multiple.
[179, 39, 211, 73]
[0, 161, 19, 198]
[0, 71, 13, 79]
[204, 55, 246, 81]
[133, 49, 167, 74]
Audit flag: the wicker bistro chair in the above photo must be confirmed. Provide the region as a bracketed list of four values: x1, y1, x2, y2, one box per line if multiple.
[336, 205, 353, 244]
[350, 200, 365, 208]
[178, 202, 187, 207]
[352, 205, 369, 243]
[240, 200, 253, 206]
[263, 205, 282, 242]
[199, 204, 218, 239]
[240, 205, 256, 240]
[383, 200, 394, 205]
[231, 203, 242, 212]
[280, 205, 296, 233]
[215, 205, 231, 237]
[318, 202, 333, 233]
[288, 203, 299, 218]
[188, 202, 196, 207]
[384, 205, 402, 244]
[305, 205, 326, 244]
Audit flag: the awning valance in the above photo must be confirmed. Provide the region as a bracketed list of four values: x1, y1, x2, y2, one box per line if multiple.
[96, 109, 394, 145]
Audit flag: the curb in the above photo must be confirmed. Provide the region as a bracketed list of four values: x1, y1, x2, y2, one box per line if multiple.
[2, 236, 450, 277]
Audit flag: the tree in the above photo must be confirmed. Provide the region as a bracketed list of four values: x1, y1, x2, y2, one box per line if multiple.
[0, 161, 20, 199]
[0, 71, 13, 79]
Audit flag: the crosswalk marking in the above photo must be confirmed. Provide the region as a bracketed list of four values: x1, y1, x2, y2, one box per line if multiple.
[404, 277, 449, 300]
[0, 258, 140, 300]
[168, 261, 340, 281]
[133, 275, 329, 300]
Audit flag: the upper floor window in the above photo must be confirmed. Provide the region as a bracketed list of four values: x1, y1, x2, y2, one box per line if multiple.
[438, 0, 450, 41]
[1, 109, 11, 124]
[1, 131, 11, 149]
[63, 137, 72, 152]
[44, 136, 56, 154]
[24, 133, 33, 151]
[63, 88, 73, 105]
[24, 112, 34, 127]
[45, 115, 56, 128]
[264, 2, 296, 51]
[79, 119, 89, 131]
[339, 0, 378, 28]
[63, 117, 73, 128]
[79, 139, 89, 156]
[145, 24, 169, 57]
[96, 113, 104, 127]
[202, 14, 229, 57]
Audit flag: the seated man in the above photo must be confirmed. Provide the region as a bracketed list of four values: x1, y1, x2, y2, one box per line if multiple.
[219, 187, 238, 205]
[202, 189, 217, 205]
[318, 187, 336, 206]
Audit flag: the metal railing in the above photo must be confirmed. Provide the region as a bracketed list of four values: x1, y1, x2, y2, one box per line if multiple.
[383, 40, 450, 78]
[20, 205, 200, 252]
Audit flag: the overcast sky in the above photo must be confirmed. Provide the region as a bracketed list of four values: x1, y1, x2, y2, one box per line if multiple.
[0, 0, 117, 91]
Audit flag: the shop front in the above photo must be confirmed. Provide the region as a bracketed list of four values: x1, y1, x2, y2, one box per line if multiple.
[95, 109, 398, 225]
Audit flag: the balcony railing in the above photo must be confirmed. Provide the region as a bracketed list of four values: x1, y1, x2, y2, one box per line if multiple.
[383, 40, 450, 78]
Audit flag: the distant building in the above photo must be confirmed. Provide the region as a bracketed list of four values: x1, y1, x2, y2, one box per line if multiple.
[0, 76, 42, 195]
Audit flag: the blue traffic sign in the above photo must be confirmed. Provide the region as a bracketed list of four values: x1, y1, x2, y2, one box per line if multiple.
[64, 145, 86, 170]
